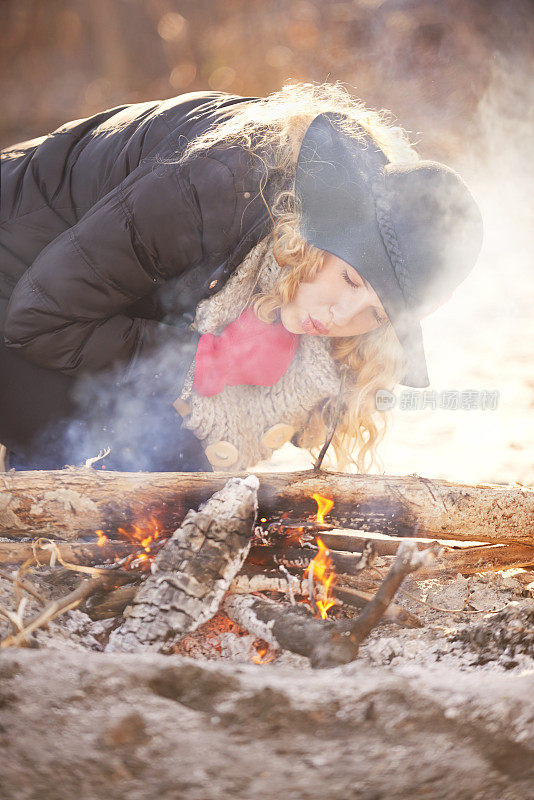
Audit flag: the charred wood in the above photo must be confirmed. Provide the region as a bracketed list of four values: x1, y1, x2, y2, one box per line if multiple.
[223, 593, 354, 668]
[225, 542, 438, 667]
[246, 542, 376, 575]
[84, 569, 421, 628]
[105, 476, 258, 653]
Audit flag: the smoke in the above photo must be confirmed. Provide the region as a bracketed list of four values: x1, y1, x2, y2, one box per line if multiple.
[14, 332, 208, 472]
[380, 7, 534, 483]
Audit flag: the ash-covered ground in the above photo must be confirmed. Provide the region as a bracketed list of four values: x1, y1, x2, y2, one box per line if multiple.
[1, 563, 533, 800]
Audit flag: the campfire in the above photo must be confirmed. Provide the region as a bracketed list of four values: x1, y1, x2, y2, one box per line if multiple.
[0, 470, 533, 667]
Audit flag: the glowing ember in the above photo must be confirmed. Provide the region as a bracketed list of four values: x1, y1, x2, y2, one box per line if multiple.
[251, 639, 276, 664]
[116, 515, 162, 556]
[304, 537, 337, 619]
[94, 514, 165, 571]
[311, 493, 334, 524]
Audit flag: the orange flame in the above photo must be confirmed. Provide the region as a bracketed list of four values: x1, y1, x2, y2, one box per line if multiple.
[311, 493, 334, 524]
[94, 514, 164, 571]
[116, 515, 162, 557]
[95, 529, 109, 547]
[304, 537, 337, 619]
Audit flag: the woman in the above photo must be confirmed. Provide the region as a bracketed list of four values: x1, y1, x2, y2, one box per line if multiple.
[0, 83, 483, 472]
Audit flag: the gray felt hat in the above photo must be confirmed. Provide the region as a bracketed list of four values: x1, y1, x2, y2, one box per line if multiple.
[295, 113, 484, 387]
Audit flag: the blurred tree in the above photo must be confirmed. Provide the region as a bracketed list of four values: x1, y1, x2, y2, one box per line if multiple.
[1, 0, 533, 161]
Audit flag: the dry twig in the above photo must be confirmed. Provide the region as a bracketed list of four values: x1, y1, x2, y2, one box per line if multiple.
[0, 573, 115, 648]
[313, 365, 348, 471]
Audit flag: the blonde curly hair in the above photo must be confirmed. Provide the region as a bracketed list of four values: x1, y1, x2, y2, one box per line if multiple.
[179, 82, 418, 472]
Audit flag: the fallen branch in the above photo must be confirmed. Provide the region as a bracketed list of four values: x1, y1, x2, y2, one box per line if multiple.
[1, 469, 532, 544]
[346, 542, 440, 649]
[332, 585, 422, 628]
[225, 542, 439, 667]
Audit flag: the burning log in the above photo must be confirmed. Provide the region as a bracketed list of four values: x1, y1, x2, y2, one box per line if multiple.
[4, 536, 533, 579]
[224, 541, 438, 667]
[304, 534, 534, 574]
[105, 476, 259, 653]
[223, 594, 352, 667]
[247, 541, 377, 575]
[1, 469, 531, 544]
[86, 571, 422, 627]
[230, 572, 422, 627]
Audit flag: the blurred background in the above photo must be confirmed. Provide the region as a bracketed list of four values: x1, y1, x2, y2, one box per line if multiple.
[2, 0, 533, 485]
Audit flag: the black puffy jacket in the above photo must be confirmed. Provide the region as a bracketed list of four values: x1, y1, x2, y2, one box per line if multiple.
[0, 91, 282, 396]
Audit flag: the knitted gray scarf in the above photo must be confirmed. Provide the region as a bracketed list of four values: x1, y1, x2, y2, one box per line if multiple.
[179, 235, 342, 470]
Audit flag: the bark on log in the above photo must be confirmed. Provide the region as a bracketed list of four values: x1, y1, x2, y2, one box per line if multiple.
[0, 469, 532, 544]
[105, 476, 258, 653]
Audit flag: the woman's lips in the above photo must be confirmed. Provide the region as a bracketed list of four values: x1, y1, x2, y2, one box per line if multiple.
[302, 315, 329, 335]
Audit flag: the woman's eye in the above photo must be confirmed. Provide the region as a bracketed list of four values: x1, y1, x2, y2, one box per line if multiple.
[342, 270, 358, 288]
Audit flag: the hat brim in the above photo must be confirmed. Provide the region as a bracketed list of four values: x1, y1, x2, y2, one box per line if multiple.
[295, 113, 430, 388]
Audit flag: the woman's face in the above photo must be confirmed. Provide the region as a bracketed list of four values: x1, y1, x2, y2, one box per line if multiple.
[280, 252, 388, 337]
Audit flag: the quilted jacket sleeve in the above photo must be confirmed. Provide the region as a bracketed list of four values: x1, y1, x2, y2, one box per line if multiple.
[3, 156, 236, 396]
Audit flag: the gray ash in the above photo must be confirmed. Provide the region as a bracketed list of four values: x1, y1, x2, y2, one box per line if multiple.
[449, 601, 534, 667]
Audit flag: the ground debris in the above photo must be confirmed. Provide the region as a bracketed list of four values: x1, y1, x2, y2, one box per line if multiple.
[449, 600, 534, 667]
[1, 648, 533, 800]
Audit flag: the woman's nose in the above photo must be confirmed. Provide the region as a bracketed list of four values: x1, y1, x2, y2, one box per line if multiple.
[330, 296, 365, 326]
